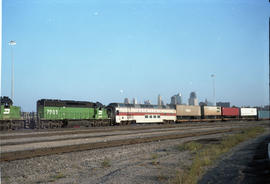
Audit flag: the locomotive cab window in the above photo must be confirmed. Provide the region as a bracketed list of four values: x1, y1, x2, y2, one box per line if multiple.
[116, 110, 119, 115]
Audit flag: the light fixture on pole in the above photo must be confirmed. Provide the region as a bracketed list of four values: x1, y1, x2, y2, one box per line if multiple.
[211, 74, 216, 106]
[9, 40, 16, 101]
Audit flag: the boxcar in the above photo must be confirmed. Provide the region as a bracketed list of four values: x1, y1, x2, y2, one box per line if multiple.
[37, 99, 110, 128]
[258, 110, 270, 120]
[221, 107, 240, 119]
[107, 103, 176, 124]
[176, 105, 201, 120]
[201, 106, 222, 119]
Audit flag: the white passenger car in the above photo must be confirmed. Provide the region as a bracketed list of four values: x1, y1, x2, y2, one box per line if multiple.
[107, 103, 176, 124]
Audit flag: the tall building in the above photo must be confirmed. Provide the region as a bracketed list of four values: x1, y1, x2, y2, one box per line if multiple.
[144, 100, 151, 105]
[158, 94, 162, 106]
[216, 102, 230, 107]
[124, 98, 129, 104]
[132, 98, 137, 105]
[171, 93, 182, 105]
[188, 92, 198, 106]
[199, 98, 213, 106]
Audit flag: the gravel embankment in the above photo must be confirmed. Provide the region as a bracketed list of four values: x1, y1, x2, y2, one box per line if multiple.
[1, 133, 231, 184]
[198, 131, 270, 184]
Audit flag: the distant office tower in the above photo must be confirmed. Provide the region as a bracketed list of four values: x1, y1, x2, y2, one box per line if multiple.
[124, 98, 129, 104]
[199, 101, 206, 106]
[216, 102, 230, 107]
[161, 100, 164, 106]
[132, 98, 137, 105]
[144, 100, 151, 105]
[188, 92, 198, 106]
[199, 98, 213, 106]
[158, 95, 162, 106]
[171, 93, 182, 105]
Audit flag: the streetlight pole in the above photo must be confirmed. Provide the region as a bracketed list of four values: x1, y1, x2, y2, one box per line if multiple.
[9, 40, 16, 101]
[0, 1, 2, 98]
[211, 74, 216, 106]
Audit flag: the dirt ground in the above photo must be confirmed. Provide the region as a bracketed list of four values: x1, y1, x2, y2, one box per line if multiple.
[198, 133, 270, 184]
[1, 133, 228, 184]
[1, 130, 269, 184]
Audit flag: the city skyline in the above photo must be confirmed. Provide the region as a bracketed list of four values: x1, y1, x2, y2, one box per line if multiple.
[1, 0, 269, 111]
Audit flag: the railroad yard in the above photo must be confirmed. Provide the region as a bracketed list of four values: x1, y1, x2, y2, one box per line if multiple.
[1, 120, 269, 184]
[1, 1, 269, 183]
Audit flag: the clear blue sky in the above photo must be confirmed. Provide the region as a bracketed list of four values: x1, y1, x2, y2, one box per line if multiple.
[2, 0, 270, 111]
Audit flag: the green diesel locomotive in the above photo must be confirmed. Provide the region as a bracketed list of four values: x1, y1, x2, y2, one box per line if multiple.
[36, 99, 111, 128]
[0, 96, 24, 130]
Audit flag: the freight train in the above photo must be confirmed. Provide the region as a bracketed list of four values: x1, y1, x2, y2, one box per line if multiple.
[0, 96, 269, 130]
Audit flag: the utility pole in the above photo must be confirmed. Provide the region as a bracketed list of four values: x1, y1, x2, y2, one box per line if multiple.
[0, 0, 2, 97]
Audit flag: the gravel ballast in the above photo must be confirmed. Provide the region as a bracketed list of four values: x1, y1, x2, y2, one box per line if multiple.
[1, 133, 230, 184]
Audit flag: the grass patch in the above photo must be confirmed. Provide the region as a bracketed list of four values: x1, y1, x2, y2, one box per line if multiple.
[172, 126, 265, 184]
[177, 141, 203, 153]
[101, 158, 111, 168]
[53, 172, 65, 179]
[151, 160, 160, 165]
[151, 153, 159, 160]
[2, 176, 10, 183]
[150, 153, 160, 165]
[48, 172, 66, 182]
[158, 173, 169, 182]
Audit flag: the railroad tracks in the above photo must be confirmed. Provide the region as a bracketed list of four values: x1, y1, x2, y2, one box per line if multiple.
[1, 121, 268, 162]
[0, 129, 250, 162]
[1, 120, 265, 139]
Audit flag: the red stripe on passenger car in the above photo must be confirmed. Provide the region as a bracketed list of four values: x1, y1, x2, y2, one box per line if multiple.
[118, 112, 176, 116]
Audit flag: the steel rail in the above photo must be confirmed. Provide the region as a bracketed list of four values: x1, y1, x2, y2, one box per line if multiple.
[0, 128, 242, 162]
[1, 121, 264, 140]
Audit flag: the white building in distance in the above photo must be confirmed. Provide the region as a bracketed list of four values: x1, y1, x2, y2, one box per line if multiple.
[171, 93, 182, 105]
[158, 94, 162, 106]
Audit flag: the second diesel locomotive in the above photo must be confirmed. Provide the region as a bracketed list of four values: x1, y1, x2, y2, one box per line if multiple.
[36, 99, 111, 128]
